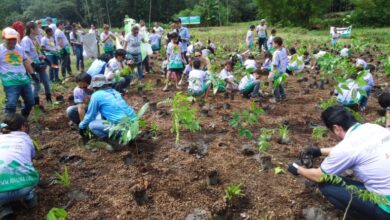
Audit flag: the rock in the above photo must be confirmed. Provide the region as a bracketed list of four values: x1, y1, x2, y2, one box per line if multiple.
[207, 170, 219, 186]
[241, 144, 256, 156]
[176, 142, 208, 159]
[302, 207, 329, 220]
[67, 189, 90, 201]
[185, 208, 211, 220]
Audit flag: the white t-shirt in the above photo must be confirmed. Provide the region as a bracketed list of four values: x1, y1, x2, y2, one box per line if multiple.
[218, 68, 234, 81]
[105, 57, 123, 80]
[244, 59, 257, 70]
[288, 56, 304, 73]
[153, 26, 164, 36]
[239, 74, 255, 90]
[336, 79, 362, 105]
[267, 35, 275, 49]
[100, 32, 114, 49]
[188, 69, 207, 91]
[340, 48, 350, 58]
[246, 30, 254, 45]
[356, 58, 368, 69]
[321, 123, 390, 196]
[256, 24, 268, 38]
[54, 29, 69, 47]
[49, 23, 57, 33]
[314, 50, 327, 59]
[149, 33, 160, 46]
[0, 131, 39, 192]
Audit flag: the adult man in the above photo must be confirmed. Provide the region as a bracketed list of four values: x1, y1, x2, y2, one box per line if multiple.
[0, 28, 35, 117]
[175, 19, 190, 64]
[78, 75, 137, 150]
[288, 106, 390, 219]
[55, 22, 72, 78]
[123, 26, 143, 81]
[256, 19, 268, 52]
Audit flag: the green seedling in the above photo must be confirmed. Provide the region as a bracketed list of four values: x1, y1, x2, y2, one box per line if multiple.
[274, 166, 285, 174]
[312, 127, 328, 141]
[55, 166, 71, 188]
[150, 122, 160, 140]
[278, 125, 289, 143]
[46, 207, 67, 220]
[33, 138, 41, 151]
[107, 103, 149, 144]
[318, 97, 337, 110]
[224, 183, 244, 204]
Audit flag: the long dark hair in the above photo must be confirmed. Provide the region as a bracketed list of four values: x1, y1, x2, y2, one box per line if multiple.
[72, 23, 78, 40]
[25, 21, 37, 37]
[1, 114, 28, 134]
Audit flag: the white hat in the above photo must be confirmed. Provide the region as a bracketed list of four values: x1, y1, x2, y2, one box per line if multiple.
[260, 19, 266, 23]
[89, 75, 112, 89]
[2, 27, 18, 39]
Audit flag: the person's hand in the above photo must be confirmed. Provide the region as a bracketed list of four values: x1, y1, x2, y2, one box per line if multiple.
[302, 146, 322, 158]
[288, 162, 301, 176]
[39, 54, 46, 60]
[31, 73, 39, 82]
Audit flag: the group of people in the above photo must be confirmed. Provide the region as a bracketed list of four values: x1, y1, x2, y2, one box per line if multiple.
[1, 17, 390, 220]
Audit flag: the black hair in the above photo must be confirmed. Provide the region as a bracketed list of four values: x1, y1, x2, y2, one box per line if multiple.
[1, 114, 27, 134]
[25, 21, 37, 36]
[250, 25, 255, 29]
[289, 47, 297, 55]
[264, 51, 272, 59]
[304, 51, 309, 56]
[225, 60, 233, 67]
[170, 32, 179, 39]
[98, 54, 111, 63]
[76, 73, 92, 84]
[71, 23, 78, 40]
[271, 29, 277, 34]
[45, 27, 53, 34]
[193, 58, 201, 69]
[248, 55, 255, 59]
[273, 37, 283, 46]
[321, 106, 358, 131]
[114, 49, 126, 58]
[254, 69, 262, 75]
[151, 29, 156, 33]
[313, 49, 319, 54]
[378, 93, 390, 109]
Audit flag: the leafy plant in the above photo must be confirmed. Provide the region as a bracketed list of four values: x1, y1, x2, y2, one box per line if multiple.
[46, 207, 67, 220]
[318, 97, 337, 110]
[374, 116, 388, 126]
[144, 81, 154, 91]
[273, 71, 288, 88]
[229, 101, 265, 140]
[120, 65, 133, 76]
[259, 128, 274, 141]
[150, 122, 160, 140]
[346, 107, 365, 122]
[160, 92, 201, 144]
[55, 166, 70, 188]
[107, 103, 149, 144]
[224, 183, 244, 203]
[33, 138, 41, 151]
[312, 127, 328, 141]
[208, 63, 226, 95]
[321, 174, 389, 220]
[381, 56, 390, 76]
[258, 128, 274, 153]
[274, 166, 285, 174]
[278, 125, 289, 142]
[31, 106, 43, 124]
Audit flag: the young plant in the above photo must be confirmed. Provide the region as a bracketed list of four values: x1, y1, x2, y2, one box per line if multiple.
[318, 97, 337, 110]
[374, 116, 388, 126]
[107, 103, 149, 144]
[46, 207, 67, 220]
[160, 92, 201, 144]
[55, 166, 70, 188]
[257, 128, 274, 153]
[33, 138, 41, 151]
[150, 122, 160, 140]
[144, 81, 154, 91]
[278, 125, 289, 143]
[274, 166, 285, 174]
[229, 101, 265, 140]
[312, 127, 328, 141]
[224, 183, 244, 204]
[321, 174, 389, 220]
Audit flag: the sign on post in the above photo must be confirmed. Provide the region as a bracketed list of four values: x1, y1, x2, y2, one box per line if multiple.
[179, 16, 201, 25]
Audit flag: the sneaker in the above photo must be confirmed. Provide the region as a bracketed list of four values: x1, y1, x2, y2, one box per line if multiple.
[269, 98, 277, 103]
[0, 205, 14, 219]
[178, 79, 184, 86]
[163, 85, 169, 91]
[105, 139, 126, 152]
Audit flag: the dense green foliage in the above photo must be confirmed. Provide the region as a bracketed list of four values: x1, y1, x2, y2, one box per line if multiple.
[0, 0, 389, 29]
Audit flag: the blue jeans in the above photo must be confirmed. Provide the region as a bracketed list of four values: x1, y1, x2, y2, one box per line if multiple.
[32, 71, 51, 98]
[74, 45, 84, 72]
[319, 177, 390, 220]
[46, 55, 60, 82]
[61, 49, 72, 77]
[3, 83, 34, 117]
[113, 75, 133, 92]
[67, 105, 82, 125]
[88, 119, 109, 139]
[360, 85, 372, 108]
[127, 53, 143, 80]
[0, 185, 36, 206]
[258, 37, 268, 51]
[273, 84, 286, 99]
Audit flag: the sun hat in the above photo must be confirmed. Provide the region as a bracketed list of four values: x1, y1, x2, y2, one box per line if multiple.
[89, 75, 112, 89]
[2, 27, 18, 39]
[260, 19, 266, 23]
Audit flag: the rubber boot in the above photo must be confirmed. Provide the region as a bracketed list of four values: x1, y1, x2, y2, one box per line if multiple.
[46, 94, 52, 104]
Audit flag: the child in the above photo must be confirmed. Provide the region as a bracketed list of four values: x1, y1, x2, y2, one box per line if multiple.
[331, 27, 339, 46]
[269, 37, 288, 103]
[267, 29, 277, 53]
[335, 74, 361, 107]
[104, 49, 132, 93]
[164, 32, 185, 91]
[239, 69, 261, 99]
[100, 24, 115, 57]
[41, 27, 60, 83]
[218, 61, 238, 92]
[66, 73, 92, 126]
[256, 19, 268, 52]
[286, 47, 304, 74]
[340, 44, 351, 58]
[188, 58, 210, 97]
[355, 58, 368, 70]
[261, 51, 272, 72]
[0, 114, 39, 218]
[87, 54, 111, 77]
[149, 29, 161, 53]
[303, 51, 311, 65]
[244, 55, 257, 70]
[358, 65, 375, 111]
[246, 25, 255, 50]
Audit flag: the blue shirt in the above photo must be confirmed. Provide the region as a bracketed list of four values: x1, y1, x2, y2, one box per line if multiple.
[79, 89, 136, 129]
[272, 48, 288, 73]
[179, 27, 190, 52]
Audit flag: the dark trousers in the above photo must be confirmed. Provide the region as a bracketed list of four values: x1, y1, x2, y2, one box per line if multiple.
[61, 50, 72, 77]
[142, 55, 150, 73]
[319, 177, 390, 220]
[273, 84, 286, 99]
[258, 37, 268, 52]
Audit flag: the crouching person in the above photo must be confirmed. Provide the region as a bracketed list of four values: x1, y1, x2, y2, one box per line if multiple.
[104, 49, 132, 93]
[0, 114, 39, 218]
[66, 73, 92, 126]
[187, 58, 210, 97]
[239, 69, 261, 100]
[78, 75, 137, 151]
[288, 106, 390, 220]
